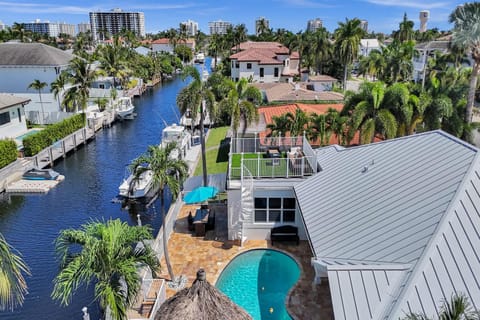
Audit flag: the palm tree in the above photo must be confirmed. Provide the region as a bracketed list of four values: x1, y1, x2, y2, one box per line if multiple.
[345, 81, 398, 144]
[97, 44, 129, 89]
[267, 114, 291, 137]
[394, 13, 415, 42]
[11, 22, 30, 42]
[0, 233, 30, 311]
[134, 143, 188, 283]
[176, 65, 215, 186]
[334, 18, 364, 90]
[402, 293, 478, 320]
[217, 78, 261, 136]
[312, 27, 332, 75]
[285, 108, 310, 137]
[51, 219, 159, 320]
[28, 79, 48, 124]
[50, 72, 68, 111]
[233, 24, 248, 52]
[449, 3, 480, 126]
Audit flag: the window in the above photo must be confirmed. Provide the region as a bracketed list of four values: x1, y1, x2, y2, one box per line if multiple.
[17, 108, 22, 123]
[235, 62, 239, 68]
[254, 197, 296, 223]
[274, 67, 279, 77]
[0, 112, 10, 125]
[232, 61, 235, 68]
[260, 68, 264, 77]
[247, 63, 252, 69]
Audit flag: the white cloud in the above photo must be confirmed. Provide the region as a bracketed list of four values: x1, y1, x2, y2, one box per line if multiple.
[275, 0, 337, 8]
[364, 0, 451, 9]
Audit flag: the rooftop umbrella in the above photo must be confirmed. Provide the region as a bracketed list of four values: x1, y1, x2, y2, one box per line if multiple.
[155, 269, 252, 320]
[184, 186, 218, 204]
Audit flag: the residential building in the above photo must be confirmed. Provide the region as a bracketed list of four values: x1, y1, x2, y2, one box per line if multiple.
[230, 41, 299, 83]
[89, 8, 145, 42]
[251, 81, 342, 104]
[306, 75, 338, 92]
[59, 23, 75, 37]
[255, 17, 270, 36]
[0, 42, 74, 124]
[180, 19, 198, 37]
[151, 38, 195, 54]
[359, 38, 381, 57]
[0, 94, 30, 140]
[228, 129, 480, 319]
[419, 10, 430, 32]
[360, 19, 368, 32]
[413, 40, 450, 83]
[306, 18, 322, 32]
[208, 20, 231, 35]
[24, 19, 60, 37]
[77, 22, 91, 34]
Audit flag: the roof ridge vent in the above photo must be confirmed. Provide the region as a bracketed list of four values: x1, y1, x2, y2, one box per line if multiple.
[361, 159, 375, 173]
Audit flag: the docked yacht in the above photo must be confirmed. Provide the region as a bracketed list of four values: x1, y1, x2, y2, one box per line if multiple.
[161, 124, 192, 159]
[194, 52, 205, 64]
[115, 97, 135, 119]
[118, 167, 155, 199]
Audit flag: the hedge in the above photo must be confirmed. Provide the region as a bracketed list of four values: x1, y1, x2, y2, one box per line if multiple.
[0, 139, 18, 169]
[23, 114, 85, 156]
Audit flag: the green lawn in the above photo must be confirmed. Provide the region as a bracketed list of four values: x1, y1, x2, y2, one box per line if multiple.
[230, 153, 291, 178]
[193, 126, 229, 176]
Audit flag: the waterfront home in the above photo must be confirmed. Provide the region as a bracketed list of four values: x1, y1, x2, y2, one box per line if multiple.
[227, 130, 480, 318]
[229, 41, 299, 83]
[251, 82, 344, 104]
[413, 40, 450, 84]
[151, 38, 195, 54]
[0, 94, 30, 140]
[306, 74, 338, 92]
[359, 38, 381, 57]
[0, 42, 74, 124]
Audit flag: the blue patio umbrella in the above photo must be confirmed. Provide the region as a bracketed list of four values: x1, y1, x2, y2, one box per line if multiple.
[184, 186, 219, 204]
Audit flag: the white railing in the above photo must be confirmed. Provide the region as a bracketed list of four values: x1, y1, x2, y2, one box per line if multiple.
[238, 156, 315, 179]
[302, 136, 318, 173]
[231, 136, 304, 154]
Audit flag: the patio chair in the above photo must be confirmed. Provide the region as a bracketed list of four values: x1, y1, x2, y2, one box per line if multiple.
[187, 211, 194, 231]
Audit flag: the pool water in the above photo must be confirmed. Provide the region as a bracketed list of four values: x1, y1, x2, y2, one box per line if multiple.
[16, 129, 41, 141]
[216, 249, 300, 320]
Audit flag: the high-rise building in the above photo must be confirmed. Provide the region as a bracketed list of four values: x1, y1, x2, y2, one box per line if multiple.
[89, 8, 145, 42]
[59, 23, 75, 38]
[24, 19, 60, 37]
[0, 21, 6, 31]
[360, 20, 368, 33]
[208, 20, 232, 35]
[255, 17, 270, 36]
[419, 10, 430, 33]
[77, 22, 91, 34]
[306, 18, 322, 32]
[180, 19, 198, 37]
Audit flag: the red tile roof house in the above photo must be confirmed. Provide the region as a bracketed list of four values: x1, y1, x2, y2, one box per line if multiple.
[230, 41, 299, 83]
[151, 38, 196, 54]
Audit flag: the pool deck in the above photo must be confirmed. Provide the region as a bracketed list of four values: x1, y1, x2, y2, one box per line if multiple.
[158, 203, 333, 320]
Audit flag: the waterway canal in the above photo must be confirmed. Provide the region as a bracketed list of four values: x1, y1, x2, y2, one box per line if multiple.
[0, 69, 196, 319]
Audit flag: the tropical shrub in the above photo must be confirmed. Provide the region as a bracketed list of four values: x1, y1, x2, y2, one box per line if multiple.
[0, 139, 18, 169]
[23, 114, 85, 156]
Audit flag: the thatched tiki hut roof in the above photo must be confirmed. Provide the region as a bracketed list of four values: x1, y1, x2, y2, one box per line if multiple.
[155, 269, 252, 320]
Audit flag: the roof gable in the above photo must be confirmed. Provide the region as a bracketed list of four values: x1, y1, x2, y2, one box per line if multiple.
[0, 42, 74, 66]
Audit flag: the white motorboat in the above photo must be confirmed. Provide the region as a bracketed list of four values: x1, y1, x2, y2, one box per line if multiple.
[194, 52, 205, 64]
[161, 123, 192, 159]
[116, 97, 135, 119]
[118, 167, 155, 199]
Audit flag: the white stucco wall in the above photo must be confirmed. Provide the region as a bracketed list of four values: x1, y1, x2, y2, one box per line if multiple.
[0, 104, 28, 140]
[231, 61, 282, 83]
[152, 43, 173, 53]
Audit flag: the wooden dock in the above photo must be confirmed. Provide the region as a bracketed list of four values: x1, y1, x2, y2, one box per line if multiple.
[6, 175, 65, 193]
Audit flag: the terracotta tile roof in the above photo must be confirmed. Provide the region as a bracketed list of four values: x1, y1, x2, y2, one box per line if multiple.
[250, 83, 344, 103]
[290, 51, 299, 59]
[234, 41, 290, 54]
[308, 75, 337, 82]
[230, 48, 282, 64]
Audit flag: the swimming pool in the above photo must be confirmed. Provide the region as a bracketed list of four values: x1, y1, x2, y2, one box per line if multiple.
[216, 249, 300, 320]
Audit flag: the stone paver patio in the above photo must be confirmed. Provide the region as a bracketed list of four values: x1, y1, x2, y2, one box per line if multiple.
[157, 203, 333, 320]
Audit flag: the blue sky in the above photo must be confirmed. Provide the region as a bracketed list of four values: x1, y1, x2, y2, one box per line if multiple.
[0, 0, 464, 34]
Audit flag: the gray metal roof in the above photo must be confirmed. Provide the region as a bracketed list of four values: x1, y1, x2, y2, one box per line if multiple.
[0, 94, 30, 110]
[0, 42, 74, 66]
[294, 130, 480, 319]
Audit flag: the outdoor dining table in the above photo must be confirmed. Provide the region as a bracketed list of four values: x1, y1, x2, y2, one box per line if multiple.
[193, 208, 209, 237]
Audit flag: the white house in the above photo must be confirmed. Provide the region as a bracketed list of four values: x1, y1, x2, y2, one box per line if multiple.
[359, 38, 381, 57]
[151, 38, 195, 54]
[228, 130, 480, 319]
[0, 94, 30, 140]
[413, 40, 450, 83]
[0, 42, 74, 124]
[230, 41, 299, 83]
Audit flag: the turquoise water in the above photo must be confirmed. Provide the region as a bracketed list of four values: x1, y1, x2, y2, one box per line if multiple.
[216, 249, 300, 320]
